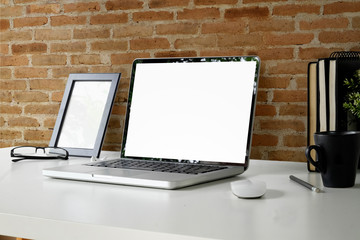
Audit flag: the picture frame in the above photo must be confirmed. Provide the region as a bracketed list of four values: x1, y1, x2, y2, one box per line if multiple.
[49, 73, 121, 157]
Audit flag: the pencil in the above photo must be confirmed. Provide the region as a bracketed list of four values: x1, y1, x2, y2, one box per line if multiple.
[289, 175, 320, 193]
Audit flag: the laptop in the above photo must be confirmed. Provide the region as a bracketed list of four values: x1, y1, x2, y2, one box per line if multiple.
[43, 56, 261, 189]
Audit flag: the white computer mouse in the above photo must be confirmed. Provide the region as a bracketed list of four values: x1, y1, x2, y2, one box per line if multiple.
[231, 179, 266, 199]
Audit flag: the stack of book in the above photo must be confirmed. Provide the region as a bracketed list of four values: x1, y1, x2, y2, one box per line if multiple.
[307, 51, 360, 171]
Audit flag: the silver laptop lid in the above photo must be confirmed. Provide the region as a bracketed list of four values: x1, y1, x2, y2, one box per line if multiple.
[121, 56, 260, 169]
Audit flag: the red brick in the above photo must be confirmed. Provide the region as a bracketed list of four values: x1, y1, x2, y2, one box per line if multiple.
[0, 116, 4, 127]
[178, 8, 220, 20]
[217, 33, 263, 47]
[0, 31, 32, 42]
[0, 19, 10, 31]
[298, 47, 341, 60]
[102, 145, 121, 151]
[44, 117, 56, 128]
[64, 2, 100, 12]
[91, 40, 128, 51]
[296, 76, 307, 89]
[202, 22, 246, 34]
[117, 77, 131, 90]
[194, 0, 237, 5]
[52, 67, 89, 78]
[113, 25, 153, 38]
[354, 17, 360, 28]
[300, 17, 349, 30]
[133, 11, 173, 21]
[0, 44, 9, 54]
[243, 0, 286, 2]
[111, 52, 151, 65]
[252, 134, 278, 146]
[324, 2, 360, 14]
[225, 6, 269, 19]
[107, 116, 122, 128]
[0, 6, 23, 17]
[51, 91, 64, 102]
[105, 0, 143, 10]
[0, 91, 12, 102]
[8, 116, 40, 127]
[29, 79, 66, 91]
[155, 50, 197, 58]
[50, 42, 86, 53]
[91, 66, 129, 77]
[24, 104, 59, 114]
[113, 91, 129, 103]
[71, 54, 101, 65]
[200, 49, 245, 57]
[149, 0, 190, 8]
[26, 4, 60, 14]
[108, 117, 122, 129]
[32, 55, 67, 66]
[258, 76, 290, 89]
[319, 31, 360, 43]
[260, 119, 305, 131]
[90, 13, 128, 25]
[273, 4, 320, 16]
[51, 15, 86, 26]
[264, 33, 314, 46]
[0, 80, 27, 90]
[14, 67, 47, 78]
[0, 130, 22, 140]
[14, 17, 48, 28]
[279, 104, 307, 116]
[249, 147, 262, 159]
[249, 19, 295, 32]
[175, 36, 216, 49]
[12, 43, 47, 55]
[255, 104, 276, 116]
[130, 38, 170, 50]
[272, 90, 307, 102]
[248, 48, 294, 60]
[35, 29, 71, 40]
[256, 90, 268, 102]
[111, 104, 127, 115]
[103, 132, 122, 145]
[268, 61, 308, 75]
[24, 129, 52, 141]
[0, 68, 11, 79]
[14, 91, 49, 102]
[74, 28, 110, 39]
[157, 23, 199, 35]
[0, 104, 22, 114]
[114, 92, 129, 104]
[0, 56, 29, 66]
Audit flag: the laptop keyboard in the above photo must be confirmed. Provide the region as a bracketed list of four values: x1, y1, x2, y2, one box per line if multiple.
[87, 159, 227, 175]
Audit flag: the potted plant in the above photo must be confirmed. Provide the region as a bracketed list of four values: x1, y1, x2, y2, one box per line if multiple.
[343, 69, 360, 130]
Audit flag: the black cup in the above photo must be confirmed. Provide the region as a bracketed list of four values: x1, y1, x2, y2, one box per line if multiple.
[305, 131, 360, 188]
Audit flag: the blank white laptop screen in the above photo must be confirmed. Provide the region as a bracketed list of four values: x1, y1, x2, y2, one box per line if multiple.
[124, 60, 257, 164]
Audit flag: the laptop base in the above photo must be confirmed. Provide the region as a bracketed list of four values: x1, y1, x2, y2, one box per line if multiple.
[43, 163, 244, 189]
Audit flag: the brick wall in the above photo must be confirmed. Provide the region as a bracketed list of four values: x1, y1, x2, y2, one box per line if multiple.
[1, 0, 359, 162]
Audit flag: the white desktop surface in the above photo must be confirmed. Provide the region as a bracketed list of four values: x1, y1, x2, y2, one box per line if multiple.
[0, 147, 359, 240]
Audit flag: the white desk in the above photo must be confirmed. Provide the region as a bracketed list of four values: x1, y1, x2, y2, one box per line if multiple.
[0, 147, 359, 240]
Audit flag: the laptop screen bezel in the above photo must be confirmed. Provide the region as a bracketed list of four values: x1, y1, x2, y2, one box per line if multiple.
[121, 56, 260, 169]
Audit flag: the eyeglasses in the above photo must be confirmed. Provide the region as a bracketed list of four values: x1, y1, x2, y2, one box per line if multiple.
[11, 146, 69, 162]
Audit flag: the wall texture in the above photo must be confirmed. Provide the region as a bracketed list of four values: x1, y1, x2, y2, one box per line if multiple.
[1, 0, 359, 161]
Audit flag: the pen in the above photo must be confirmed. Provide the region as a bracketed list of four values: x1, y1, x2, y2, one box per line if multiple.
[289, 175, 320, 193]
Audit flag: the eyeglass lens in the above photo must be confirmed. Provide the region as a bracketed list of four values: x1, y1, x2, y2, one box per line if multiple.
[13, 147, 67, 157]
